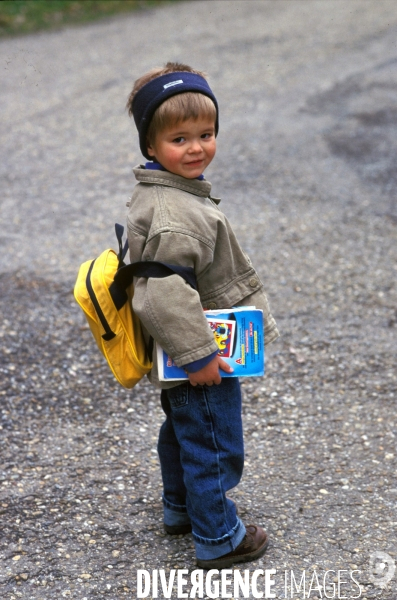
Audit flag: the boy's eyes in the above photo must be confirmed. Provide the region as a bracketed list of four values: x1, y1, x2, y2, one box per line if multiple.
[171, 133, 213, 143]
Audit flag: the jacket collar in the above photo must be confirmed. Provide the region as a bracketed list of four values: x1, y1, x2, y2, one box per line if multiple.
[133, 165, 213, 198]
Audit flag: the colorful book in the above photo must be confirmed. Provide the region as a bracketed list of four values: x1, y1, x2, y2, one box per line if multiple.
[157, 307, 264, 381]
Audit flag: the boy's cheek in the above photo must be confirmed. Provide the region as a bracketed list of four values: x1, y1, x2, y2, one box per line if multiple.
[165, 149, 184, 168]
[167, 147, 183, 160]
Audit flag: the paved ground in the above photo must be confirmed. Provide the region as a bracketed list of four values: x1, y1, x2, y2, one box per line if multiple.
[1, 1, 397, 598]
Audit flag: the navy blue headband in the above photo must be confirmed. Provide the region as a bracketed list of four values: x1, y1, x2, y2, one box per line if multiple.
[132, 71, 219, 160]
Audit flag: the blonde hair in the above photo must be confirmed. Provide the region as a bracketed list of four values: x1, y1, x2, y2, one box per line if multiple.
[126, 62, 217, 146]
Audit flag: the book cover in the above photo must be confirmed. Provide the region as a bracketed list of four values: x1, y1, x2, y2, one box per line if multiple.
[157, 307, 264, 381]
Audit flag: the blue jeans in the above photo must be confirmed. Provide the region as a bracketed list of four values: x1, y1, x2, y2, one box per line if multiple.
[158, 378, 246, 560]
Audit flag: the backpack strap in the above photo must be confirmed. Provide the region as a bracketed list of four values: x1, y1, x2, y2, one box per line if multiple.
[111, 224, 198, 364]
[110, 224, 198, 310]
[113, 261, 197, 295]
[115, 222, 129, 267]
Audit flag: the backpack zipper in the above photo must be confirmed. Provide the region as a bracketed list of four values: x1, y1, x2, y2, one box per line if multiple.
[86, 260, 116, 341]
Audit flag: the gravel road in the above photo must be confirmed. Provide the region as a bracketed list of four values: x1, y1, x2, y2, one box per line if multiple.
[1, 1, 397, 598]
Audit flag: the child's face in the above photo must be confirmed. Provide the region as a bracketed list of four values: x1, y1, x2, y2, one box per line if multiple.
[147, 117, 216, 179]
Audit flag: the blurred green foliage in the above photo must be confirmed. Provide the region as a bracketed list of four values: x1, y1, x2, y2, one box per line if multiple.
[0, 0, 177, 37]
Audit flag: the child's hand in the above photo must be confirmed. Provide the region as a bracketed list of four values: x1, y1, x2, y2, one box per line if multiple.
[188, 355, 234, 387]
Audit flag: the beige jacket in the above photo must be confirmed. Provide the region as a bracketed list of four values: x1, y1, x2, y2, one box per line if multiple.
[127, 166, 279, 388]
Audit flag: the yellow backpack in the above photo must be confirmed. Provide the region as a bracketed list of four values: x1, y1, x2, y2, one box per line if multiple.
[74, 224, 196, 388]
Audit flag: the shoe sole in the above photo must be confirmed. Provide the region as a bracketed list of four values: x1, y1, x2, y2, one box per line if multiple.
[164, 523, 192, 535]
[196, 533, 269, 570]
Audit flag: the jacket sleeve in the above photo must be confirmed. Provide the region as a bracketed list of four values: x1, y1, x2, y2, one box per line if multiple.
[131, 230, 219, 367]
[236, 289, 280, 346]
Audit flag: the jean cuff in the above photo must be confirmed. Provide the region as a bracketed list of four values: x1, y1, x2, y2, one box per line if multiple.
[193, 517, 246, 560]
[163, 496, 191, 527]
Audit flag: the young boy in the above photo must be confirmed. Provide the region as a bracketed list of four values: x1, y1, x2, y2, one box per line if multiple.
[126, 62, 279, 569]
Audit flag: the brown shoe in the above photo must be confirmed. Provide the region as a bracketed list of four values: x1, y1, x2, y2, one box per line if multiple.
[164, 499, 239, 536]
[196, 525, 269, 569]
[164, 522, 192, 535]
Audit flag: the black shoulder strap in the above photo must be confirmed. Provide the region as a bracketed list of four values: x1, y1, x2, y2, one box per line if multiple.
[109, 224, 197, 310]
[115, 222, 129, 266]
[113, 261, 197, 292]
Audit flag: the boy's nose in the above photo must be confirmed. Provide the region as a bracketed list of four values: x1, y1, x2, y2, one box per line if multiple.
[188, 139, 202, 153]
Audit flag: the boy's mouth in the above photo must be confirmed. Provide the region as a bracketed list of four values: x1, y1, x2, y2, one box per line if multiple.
[185, 159, 204, 167]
